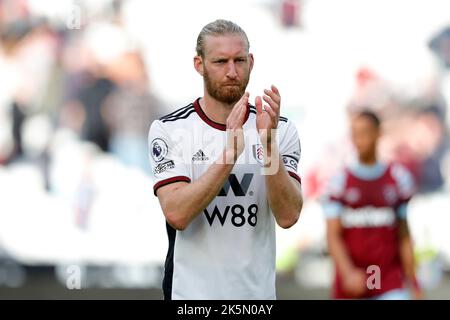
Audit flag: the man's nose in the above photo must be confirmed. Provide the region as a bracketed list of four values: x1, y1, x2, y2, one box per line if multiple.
[226, 62, 238, 79]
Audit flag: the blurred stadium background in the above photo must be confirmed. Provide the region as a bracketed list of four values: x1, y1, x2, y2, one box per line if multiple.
[0, 0, 449, 299]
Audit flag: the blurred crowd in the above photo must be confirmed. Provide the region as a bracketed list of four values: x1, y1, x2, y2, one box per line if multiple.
[0, 0, 165, 175]
[0, 1, 172, 279]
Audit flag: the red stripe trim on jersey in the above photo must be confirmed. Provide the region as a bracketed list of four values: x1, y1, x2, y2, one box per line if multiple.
[154, 176, 191, 196]
[193, 97, 250, 131]
[288, 171, 302, 185]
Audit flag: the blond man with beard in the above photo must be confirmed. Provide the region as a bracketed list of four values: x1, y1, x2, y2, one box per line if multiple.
[148, 19, 303, 300]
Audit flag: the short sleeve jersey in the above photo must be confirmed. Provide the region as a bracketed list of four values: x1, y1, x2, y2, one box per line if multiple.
[148, 98, 302, 299]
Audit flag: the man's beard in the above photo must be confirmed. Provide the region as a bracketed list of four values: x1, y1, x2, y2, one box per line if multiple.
[204, 68, 250, 105]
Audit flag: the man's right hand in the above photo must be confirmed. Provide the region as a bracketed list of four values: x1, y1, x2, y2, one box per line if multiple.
[225, 92, 249, 163]
[342, 267, 367, 298]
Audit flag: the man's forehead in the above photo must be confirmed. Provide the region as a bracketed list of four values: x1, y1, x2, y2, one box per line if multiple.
[203, 34, 249, 57]
[352, 117, 379, 130]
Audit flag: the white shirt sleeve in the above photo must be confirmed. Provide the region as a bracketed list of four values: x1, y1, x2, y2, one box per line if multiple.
[391, 163, 415, 201]
[148, 120, 192, 196]
[321, 170, 346, 219]
[278, 120, 302, 185]
[390, 163, 416, 220]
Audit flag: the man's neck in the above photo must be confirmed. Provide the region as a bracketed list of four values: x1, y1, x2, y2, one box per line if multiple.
[200, 93, 235, 124]
[358, 154, 377, 166]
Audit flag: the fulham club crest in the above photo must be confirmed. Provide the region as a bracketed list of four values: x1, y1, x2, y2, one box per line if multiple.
[252, 144, 264, 166]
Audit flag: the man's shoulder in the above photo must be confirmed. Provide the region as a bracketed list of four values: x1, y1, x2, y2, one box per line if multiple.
[388, 162, 415, 189]
[278, 113, 292, 131]
[158, 101, 197, 124]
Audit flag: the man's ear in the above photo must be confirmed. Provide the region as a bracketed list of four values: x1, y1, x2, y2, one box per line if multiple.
[249, 53, 254, 72]
[194, 55, 204, 76]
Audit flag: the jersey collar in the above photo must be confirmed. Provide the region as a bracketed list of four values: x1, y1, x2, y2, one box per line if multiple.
[348, 161, 388, 180]
[193, 97, 250, 131]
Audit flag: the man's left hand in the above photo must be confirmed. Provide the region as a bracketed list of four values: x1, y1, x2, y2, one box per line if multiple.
[255, 85, 281, 143]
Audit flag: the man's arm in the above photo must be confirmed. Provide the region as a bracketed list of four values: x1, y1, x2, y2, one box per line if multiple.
[264, 143, 303, 229]
[255, 85, 302, 228]
[398, 219, 423, 299]
[327, 218, 367, 297]
[392, 164, 422, 298]
[155, 93, 249, 231]
[157, 150, 235, 230]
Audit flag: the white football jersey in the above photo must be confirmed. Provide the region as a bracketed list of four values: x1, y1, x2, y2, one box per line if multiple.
[148, 98, 301, 300]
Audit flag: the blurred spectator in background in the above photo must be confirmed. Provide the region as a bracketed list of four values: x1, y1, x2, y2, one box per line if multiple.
[347, 67, 394, 117]
[322, 111, 422, 299]
[70, 63, 115, 152]
[425, 26, 450, 190]
[280, 0, 303, 28]
[103, 51, 165, 175]
[429, 26, 450, 69]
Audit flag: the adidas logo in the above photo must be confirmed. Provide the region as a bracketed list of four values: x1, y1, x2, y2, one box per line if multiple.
[192, 149, 209, 161]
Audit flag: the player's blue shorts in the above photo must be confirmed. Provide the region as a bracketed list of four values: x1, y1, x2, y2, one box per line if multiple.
[373, 288, 411, 300]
